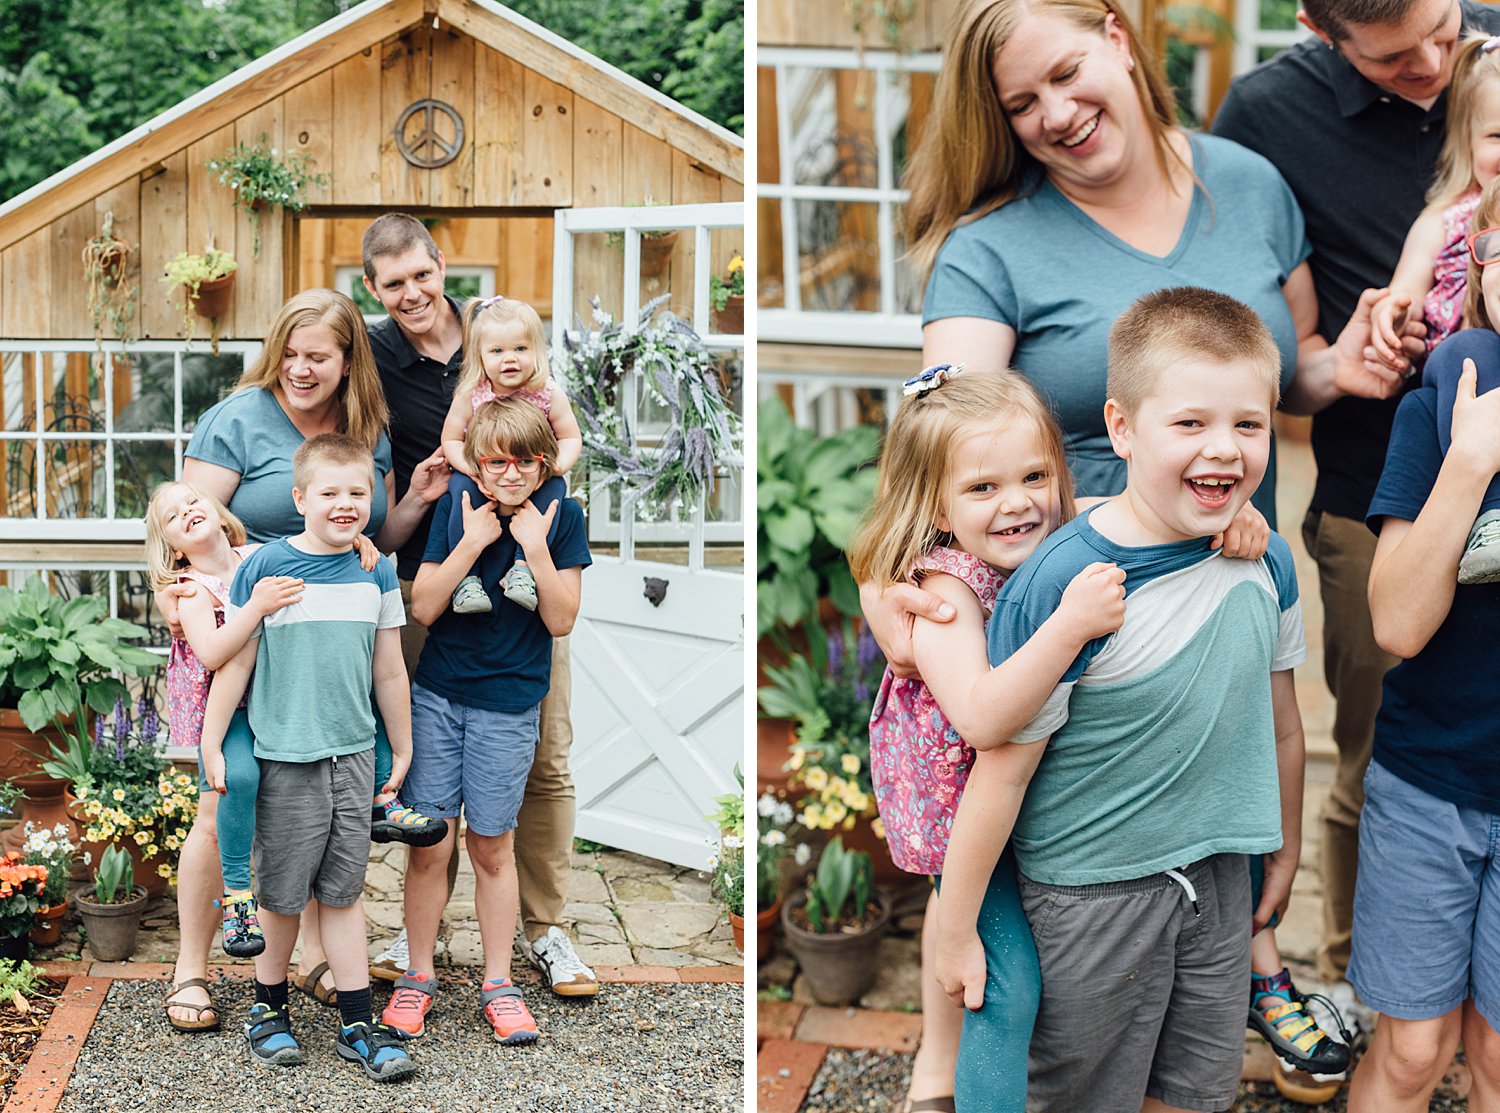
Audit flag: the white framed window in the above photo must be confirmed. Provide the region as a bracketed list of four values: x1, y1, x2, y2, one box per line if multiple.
[758, 47, 939, 349]
[336, 264, 497, 327]
[0, 340, 259, 540]
[1233, 0, 1312, 77]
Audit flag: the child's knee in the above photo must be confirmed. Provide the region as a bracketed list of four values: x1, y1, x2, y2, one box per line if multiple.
[223, 758, 260, 802]
[465, 828, 515, 874]
[1381, 1015, 1460, 1088]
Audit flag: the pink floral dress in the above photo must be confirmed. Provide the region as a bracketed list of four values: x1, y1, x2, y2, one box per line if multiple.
[868, 547, 1007, 876]
[473, 378, 553, 417]
[164, 548, 253, 749]
[1425, 188, 1482, 352]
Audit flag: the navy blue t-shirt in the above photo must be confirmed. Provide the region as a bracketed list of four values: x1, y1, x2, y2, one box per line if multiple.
[414, 485, 590, 713]
[1367, 387, 1500, 811]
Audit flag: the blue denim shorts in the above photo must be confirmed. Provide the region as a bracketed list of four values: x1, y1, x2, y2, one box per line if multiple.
[1349, 759, 1500, 1027]
[404, 683, 540, 837]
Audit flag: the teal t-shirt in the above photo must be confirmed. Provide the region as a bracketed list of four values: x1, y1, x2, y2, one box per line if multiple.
[986, 509, 1306, 886]
[923, 132, 1310, 527]
[186, 387, 394, 543]
[229, 539, 405, 763]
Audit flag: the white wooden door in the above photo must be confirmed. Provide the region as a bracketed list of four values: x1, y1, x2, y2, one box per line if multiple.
[553, 203, 744, 869]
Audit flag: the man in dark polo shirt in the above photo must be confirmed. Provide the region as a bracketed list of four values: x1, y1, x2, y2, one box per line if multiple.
[1215, 0, 1500, 1100]
[360, 214, 599, 999]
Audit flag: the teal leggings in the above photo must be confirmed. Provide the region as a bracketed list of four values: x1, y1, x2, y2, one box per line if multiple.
[944, 848, 1040, 1113]
[200, 708, 393, 892]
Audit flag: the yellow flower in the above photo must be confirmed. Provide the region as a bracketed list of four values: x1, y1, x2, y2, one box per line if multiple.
[842, 815, 857, 830]
[728, 255, 744, 273]
[841, 753, 861, 775]
[802, 803, 824, 830]
[165, 837, 179, 851]
[157, 863, 172, 879]
[871, 817, 886, 840]
[803, 767, 828, 792]
[145, 844, 159, 859]
[133, 830, 150, 846]
[75, 785, 89, 800]
[111, 788, 125, 802]
[825, 801, 848, 825]
[788, 750, 805, 772]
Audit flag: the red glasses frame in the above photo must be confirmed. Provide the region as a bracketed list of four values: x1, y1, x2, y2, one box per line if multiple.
[477, 454, 545, 475]
[1467, 225, 1500, 267]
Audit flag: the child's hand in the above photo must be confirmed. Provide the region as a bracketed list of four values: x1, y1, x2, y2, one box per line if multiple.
[1449, 356, 1500, 478]
[1056, 562, 1126, 642]
[509, 498, 558, 556]
[407, 448, 452, 504]
[155, 582, 194, 640]
[1370, 289, 1413, 367]
[1254, 842, 1298, 933]
[1209, 503, 1269, 560]
[354, 533, 381, 572]
[202, 748, 227, 796]
[460, 490, 504, 549]
[934, 927, 988, 1011]
[382, 749, 410, 798]
[1334, 286, 1416, 399]
[248, 575, 302, 617]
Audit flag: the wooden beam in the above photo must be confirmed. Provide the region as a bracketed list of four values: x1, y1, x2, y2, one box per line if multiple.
[437, 0, 742, 183]
[0, 0, 427, 254]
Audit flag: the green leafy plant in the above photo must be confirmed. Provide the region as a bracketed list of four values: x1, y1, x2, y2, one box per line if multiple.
[205, 135, 327, 257]
[709, 253, 744, 312]
[0, 855, 47, 938]
[0, 579, 161, 768]
[81, 210, 136, 368]
[0, 959, 39, 1009]
[705, 768, 746, 917]
[756, 397, 880, 637]
[803, 836, 874, 934]
[20, 823, 80, 908]
[756, 790, 797, 907]
[161, 248, 237, 347]
[0, 778, 23, 822]
[92, 844, 134, 905]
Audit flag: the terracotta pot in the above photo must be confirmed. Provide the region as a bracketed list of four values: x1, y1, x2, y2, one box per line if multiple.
[756, 896, 781, 963]
[780, 888, 892, 1006]
[639, 230, 679, 277]
[74, 885, 147, 962]
[729, 911, 745, 958]
[29, 903, 66, 947]
[0, 711, 82, 858]
[715, 293, 744, 334]
[190, 273, 235, 320]
[0, 933, 28, 964]
[98, 244, 127, 282]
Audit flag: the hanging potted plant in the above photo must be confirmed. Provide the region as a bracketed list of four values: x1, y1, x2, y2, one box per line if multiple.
[705, 773, 746, 956]
[74, 844, 147, 962]
[205, 135, 327, 258]
[81, 210, 136, 367]
[780, 836, 892, 1005]
[19, 823, 78, 946]
[162, 248, 237, 353]
[0, 854, 47, 964]
[710, 253, 745, 334]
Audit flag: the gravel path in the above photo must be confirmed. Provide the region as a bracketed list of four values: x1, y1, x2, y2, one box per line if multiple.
[57, 976, 742, 1112]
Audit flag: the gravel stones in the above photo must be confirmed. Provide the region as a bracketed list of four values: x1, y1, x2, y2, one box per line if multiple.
[57, 976, 743, 1112]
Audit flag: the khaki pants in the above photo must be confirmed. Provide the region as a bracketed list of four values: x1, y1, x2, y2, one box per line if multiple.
[398, 579, 575, 938]
[1300, 510, 1398, 982]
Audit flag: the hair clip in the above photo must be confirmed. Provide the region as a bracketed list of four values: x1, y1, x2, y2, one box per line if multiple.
[902, 363, 965, 397]
[478, 294, 507, 309]
[1483, 36, 1500, 54]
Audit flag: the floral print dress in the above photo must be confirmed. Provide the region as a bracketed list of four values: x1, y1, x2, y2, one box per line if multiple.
[1425, 188, 1482, 352]
[472, 378, 553, 417]
[164, 547, 253, 749]
[868, 547, 1007, 876]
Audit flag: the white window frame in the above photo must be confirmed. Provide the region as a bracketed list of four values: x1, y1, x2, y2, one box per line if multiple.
[1233, 1, 1311, 77]
[551, 201, 745, 559]
[758, 46, 939, 349]
[336, 264, 497, 328]
[0, 339, 259, 540]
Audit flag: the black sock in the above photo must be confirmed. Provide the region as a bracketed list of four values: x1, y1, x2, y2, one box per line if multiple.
[254, 979, 289, 1010]
[338, 985, 372, 1029]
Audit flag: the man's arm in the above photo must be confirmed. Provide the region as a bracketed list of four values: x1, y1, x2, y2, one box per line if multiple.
[371, 627, 411, 799]
[1256, 669, 1304, 932]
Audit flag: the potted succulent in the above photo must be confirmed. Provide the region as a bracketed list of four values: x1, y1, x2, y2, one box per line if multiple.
[705, 773, 746, 956]
[0, 580, 161, 854]
[756, 790, 797, 961]
[74, 844, 147, 961]
[20, 823, 78, 946]
[162, 248, 238, 351]
[205, 135, 326, 257]
[81, 210, 136, 363]
[710, 253, 745, 334]
[780, 836, 892, 1005]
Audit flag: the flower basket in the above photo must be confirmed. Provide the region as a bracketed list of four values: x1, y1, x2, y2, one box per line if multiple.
[74, 886, 147, 962]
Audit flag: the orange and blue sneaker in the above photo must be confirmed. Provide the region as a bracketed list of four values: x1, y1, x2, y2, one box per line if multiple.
[1248, 968, 1351, 1080]
[217, 890, 265, 958]
[380, 970, 434, 1039]
[481, 978, 538, 1045]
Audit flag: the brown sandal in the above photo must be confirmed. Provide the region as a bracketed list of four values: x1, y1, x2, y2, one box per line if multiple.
[291, 960, 338, 1007]
[164, 978, 220, 1032]
[901, 1100, 957, 1113]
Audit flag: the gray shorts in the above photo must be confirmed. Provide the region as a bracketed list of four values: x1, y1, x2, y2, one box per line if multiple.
[252, 748, 375, 916]
[1020, 854, 1251, 1113]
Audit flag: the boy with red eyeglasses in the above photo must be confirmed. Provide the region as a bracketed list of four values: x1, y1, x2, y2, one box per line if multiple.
[384, 396, 590, 1045]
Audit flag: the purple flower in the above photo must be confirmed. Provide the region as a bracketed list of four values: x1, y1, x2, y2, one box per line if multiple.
[93, 714, 105, 748]
[827, 630, 844, 677]
[140, 706, 159, 746]
[854, 678, 870, 704]
[857, 624, 883, 671]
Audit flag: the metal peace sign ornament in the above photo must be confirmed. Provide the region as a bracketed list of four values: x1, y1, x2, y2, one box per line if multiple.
[395, 99, 465, 168]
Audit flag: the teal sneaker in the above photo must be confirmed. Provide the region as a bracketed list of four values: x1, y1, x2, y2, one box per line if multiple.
[244, 1003, 302, 1067]
[336, 1019, 418, 1081]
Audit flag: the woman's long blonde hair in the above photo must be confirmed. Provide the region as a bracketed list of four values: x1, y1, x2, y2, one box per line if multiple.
[457, 296, 551, 397]
[904, 0, 1186, 277]
[847, 372, 1076, 591]
[1429, 35, 1500, 206]
[1463, 176, 1500, 330]
[144, 481, 247, 591]
[234, 288, 389, 451]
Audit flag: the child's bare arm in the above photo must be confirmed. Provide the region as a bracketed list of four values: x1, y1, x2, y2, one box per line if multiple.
[371, 627, 411, 798]
[198, 639, 257, 794]
[1257, 669, 1305, 932]
[441, 387, 477, 477]
[1371, 203, 1446, 362]
[548, 383, 583, 475]
[916, 564, 1124, 751]
[510, 497, 580, 636]
[180, 577, 301, 672]
[933, 742, 1049, 1009]
[411, 490, 504, 625]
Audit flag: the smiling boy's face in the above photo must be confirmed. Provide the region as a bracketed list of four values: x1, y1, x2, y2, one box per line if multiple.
[293, 461, 374, 552]
[475, 443, 545, 513]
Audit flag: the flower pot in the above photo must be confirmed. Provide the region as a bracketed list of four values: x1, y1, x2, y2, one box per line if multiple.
[65, 797, 169, 906]
[729, 911, 745, 957]
[97, 244, 127, 283]
[29, 903, 66, 947]
[190, 273, 235, 320]
[715, 293, 744, 334]
[74, 885, 147, 962]
[0, 710, 82, 858]
[781, 888, 892, 1006]
[0, 933, 29, 964]
[756, 896, 782, 963]
[639, 230, 679, 278]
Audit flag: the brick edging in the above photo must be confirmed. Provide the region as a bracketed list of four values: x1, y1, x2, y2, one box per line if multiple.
[3, 975, 111, 1113]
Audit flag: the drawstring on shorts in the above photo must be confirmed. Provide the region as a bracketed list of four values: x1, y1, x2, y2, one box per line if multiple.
[1164, 868, 1200, 917]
